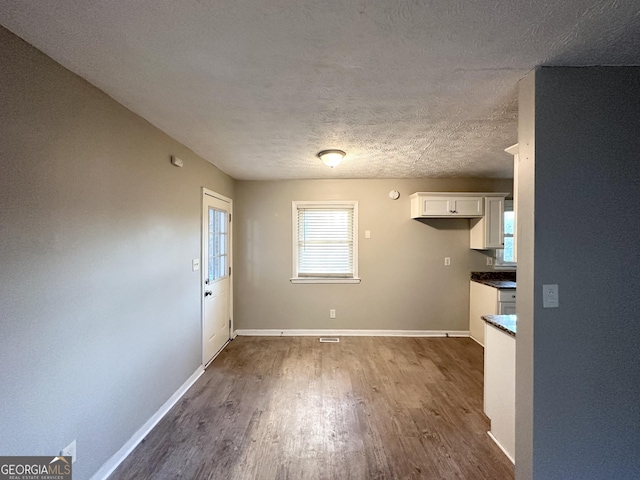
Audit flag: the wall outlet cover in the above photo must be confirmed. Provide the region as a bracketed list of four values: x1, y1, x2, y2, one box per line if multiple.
[542, 284, 559, 308]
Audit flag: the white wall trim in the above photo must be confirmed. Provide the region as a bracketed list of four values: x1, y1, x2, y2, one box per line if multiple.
[90, 366, 204, 480]
[290, 277, 361, 284]
[234, 329, 469, 338]
[202, 187, 232, 203]
[291, 200, 359, 282]
[202, 188, 233, 365]
[487, 431, 515, 464]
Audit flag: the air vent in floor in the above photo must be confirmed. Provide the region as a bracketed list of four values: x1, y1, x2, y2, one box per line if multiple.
[319, 337, 340, 343]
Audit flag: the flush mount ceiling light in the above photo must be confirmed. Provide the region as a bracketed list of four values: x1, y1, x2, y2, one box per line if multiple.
[317, 149, 346, 168]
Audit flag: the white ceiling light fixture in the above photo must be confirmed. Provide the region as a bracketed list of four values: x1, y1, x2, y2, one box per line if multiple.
[317, 149, 346, 168]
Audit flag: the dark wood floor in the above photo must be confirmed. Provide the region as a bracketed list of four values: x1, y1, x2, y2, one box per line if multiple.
[110, 337, 514, 480]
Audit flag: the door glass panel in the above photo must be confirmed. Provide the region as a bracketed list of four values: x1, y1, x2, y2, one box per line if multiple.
[208, 207, 228, 282]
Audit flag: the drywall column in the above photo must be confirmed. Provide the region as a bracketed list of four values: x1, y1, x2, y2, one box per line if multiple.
[517, 67, 640, 479]
[515, 71, 535, 480]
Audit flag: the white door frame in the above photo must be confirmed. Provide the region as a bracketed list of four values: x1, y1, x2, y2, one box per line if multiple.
[202, 188, 233, 366]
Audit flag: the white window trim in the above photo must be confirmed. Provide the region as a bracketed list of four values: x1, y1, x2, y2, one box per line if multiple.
[494, 256, 516, 270]
[291, 200, 361, 284]
[495, 200, 516, 270]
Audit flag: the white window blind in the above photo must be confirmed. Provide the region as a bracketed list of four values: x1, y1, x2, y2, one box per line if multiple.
[292, 201, 359, 283]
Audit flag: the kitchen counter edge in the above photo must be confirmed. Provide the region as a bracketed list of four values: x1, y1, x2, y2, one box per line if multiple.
[482, 314, 517, 336]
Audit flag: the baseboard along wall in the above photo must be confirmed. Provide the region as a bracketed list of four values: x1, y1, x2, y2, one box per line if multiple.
[234, 329, 470, 338]
[90, 366, 204, 480]
[90, 329, 469, 478]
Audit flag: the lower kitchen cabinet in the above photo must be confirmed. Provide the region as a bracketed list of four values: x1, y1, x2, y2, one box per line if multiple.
[469, 281, 516, 346]
[469, 282, 498, 346]
[484, 322, 515, 463]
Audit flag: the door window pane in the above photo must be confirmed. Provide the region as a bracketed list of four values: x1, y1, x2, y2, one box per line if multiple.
[208, 207, 228, 282]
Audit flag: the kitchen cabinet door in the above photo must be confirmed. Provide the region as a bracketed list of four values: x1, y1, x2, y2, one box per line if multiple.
[411, 193, 483, 218]
[470, 196, 505, 249]
[449, 197, 484, 216]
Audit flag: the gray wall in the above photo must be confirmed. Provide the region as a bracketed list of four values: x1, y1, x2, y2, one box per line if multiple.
[0, 28, 234, 479]
[234, 178, 512, 331]
[517, 67, 640, 479]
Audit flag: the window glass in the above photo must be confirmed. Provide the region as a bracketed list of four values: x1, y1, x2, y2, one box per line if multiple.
[208, 207, 228, 282]
[292, 201, 359, 283]
[495, 201, 516, 268]
[502, 210, 515, 263]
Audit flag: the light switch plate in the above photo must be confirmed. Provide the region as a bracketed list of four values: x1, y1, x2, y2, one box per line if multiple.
[365, 230, 371, 239]
[61, 439, 76, 464]
[192, 259, 200, 271]
[543, 284, 559, 308]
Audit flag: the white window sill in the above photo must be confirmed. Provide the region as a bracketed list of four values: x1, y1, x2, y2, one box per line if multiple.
[290, 277, 361, 284]
[494, 264, 517, 271]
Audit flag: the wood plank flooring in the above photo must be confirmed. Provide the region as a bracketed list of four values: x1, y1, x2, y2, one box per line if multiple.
[110, 337, 514, 480]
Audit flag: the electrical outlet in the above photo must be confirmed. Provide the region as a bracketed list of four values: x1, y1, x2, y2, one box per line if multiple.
[61, 440, 76, 464]
[444, 257, 451, 266]
[487, 257, 493, 266]
[329, 309, 336, 318]
[543, 284, 559, 308]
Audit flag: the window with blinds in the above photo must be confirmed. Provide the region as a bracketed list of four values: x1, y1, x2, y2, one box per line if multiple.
[291, 201, 360, 284]
[495, 200, 517, 269]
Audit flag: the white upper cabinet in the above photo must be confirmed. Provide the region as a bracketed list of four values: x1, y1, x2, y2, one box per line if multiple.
[470, 196, 506, 250]
[411, 192, 509, 250]
[410, 193, 484, 218]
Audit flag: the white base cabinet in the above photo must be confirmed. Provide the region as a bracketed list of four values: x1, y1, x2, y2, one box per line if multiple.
[484, 323, 515, 463]
[469, 282, 499, 346]
[469, 283, 516, 345]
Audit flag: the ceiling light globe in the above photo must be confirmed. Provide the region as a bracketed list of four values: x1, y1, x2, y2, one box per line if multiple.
[317, 149, 346, 168]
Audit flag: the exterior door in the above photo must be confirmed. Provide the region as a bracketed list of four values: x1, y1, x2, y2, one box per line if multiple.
[202, 190, 232, 366]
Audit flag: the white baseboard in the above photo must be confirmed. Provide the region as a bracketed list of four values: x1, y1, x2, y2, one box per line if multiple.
[487, 431, 515, 464]
[234, 329, 470, 338]
[469, 335, 485, 347]
[90, 366, 205, 480]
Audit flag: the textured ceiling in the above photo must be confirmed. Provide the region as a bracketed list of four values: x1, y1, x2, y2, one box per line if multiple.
[1, 1, 640, 180]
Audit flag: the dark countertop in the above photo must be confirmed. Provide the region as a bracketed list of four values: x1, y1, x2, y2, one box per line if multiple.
[474, 279, 517, 289]
[482, 314, 516, 336]
[470, 271, 516, 289]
